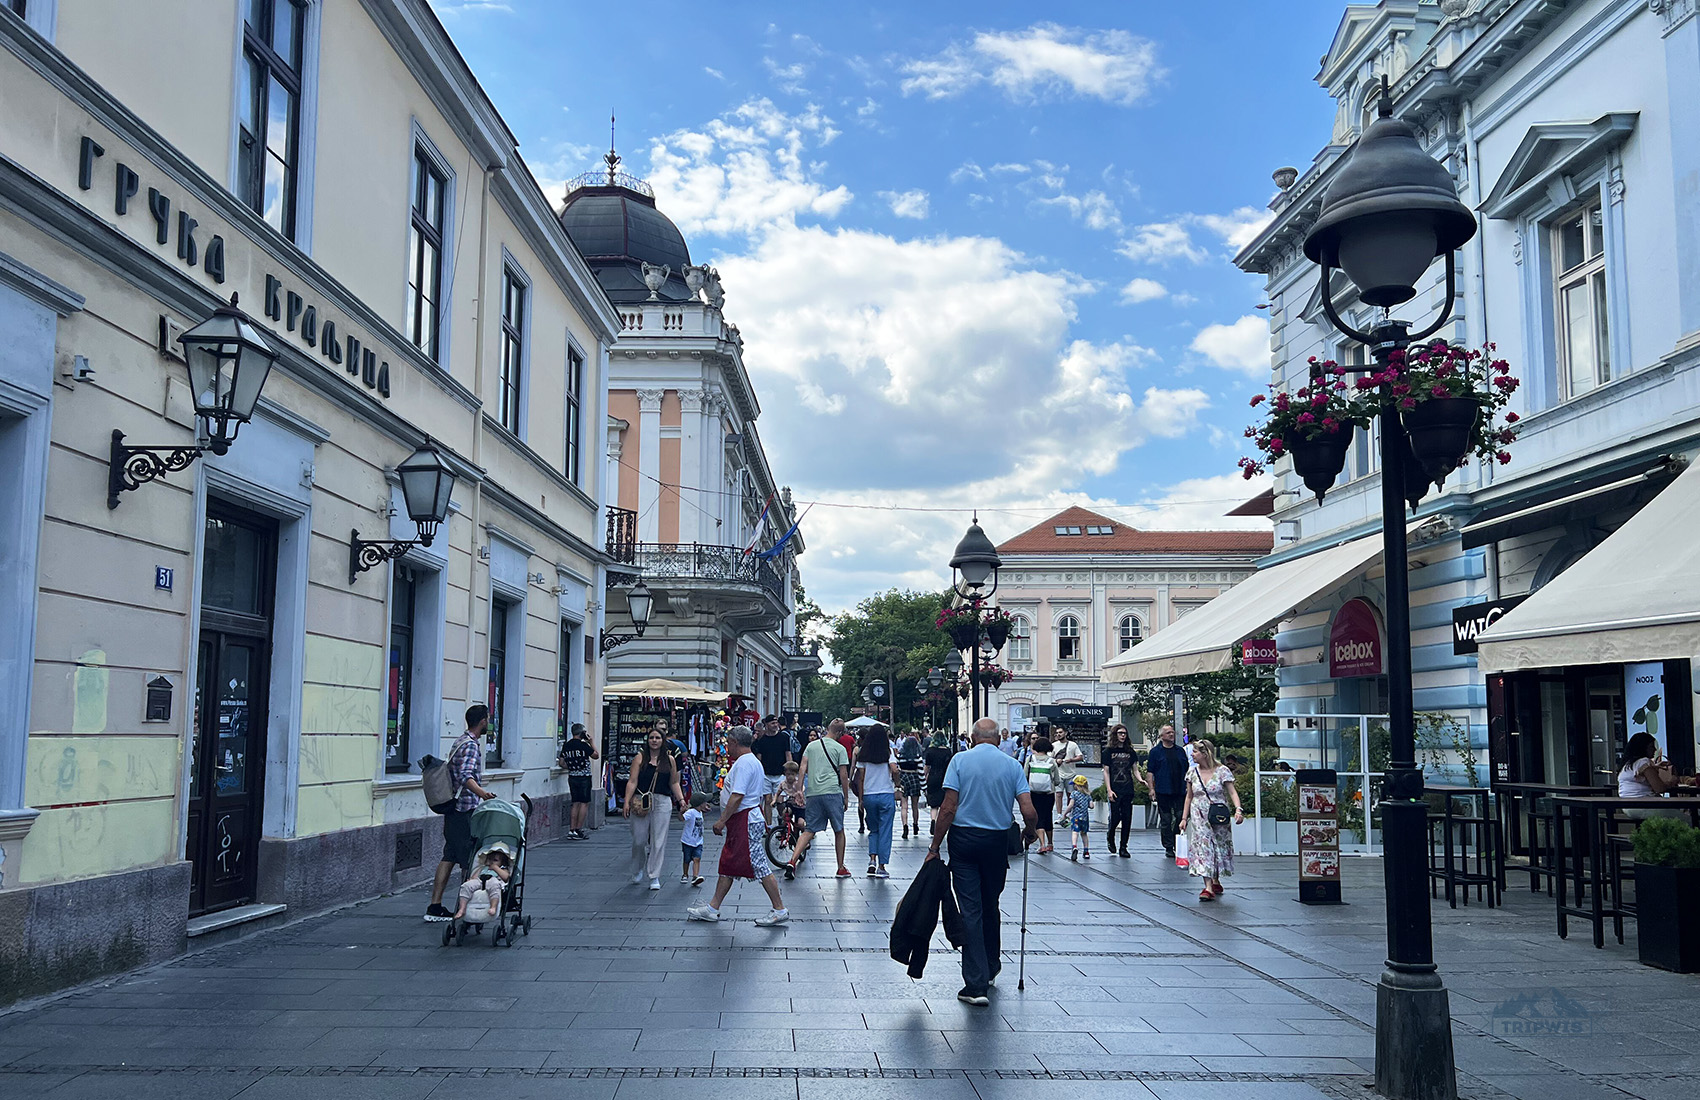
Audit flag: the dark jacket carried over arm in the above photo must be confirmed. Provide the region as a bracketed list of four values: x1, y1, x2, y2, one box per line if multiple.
[889, 858, 965, 978]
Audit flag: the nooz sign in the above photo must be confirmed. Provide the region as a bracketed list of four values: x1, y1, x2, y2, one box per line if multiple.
[1451, 595, 1528, 655]
[1329, 598, 1383, 678]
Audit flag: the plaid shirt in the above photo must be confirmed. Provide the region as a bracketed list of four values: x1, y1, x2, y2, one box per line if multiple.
[449, 734, 484, 813]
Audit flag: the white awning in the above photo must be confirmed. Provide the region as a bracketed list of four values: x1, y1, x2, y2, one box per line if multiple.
[1477, 458, 1700, 672]
[1100, 529, 1389, 683]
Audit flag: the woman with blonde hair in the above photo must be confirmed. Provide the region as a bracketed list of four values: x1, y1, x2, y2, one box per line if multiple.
[1179, 738, 1243, 901]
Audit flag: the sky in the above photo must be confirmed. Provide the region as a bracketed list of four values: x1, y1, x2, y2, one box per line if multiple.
[429, 1, 1349, 615]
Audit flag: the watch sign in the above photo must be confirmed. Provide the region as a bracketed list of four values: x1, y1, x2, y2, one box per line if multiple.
[1451, 595, 1528, 655]
[1329, 598, 1384, 678]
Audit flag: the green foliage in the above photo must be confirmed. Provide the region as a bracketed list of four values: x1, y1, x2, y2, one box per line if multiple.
[1416, 712, 1480, 786]
[1259, 775, 1298, 821]
[1090, 784, 1109, 804]
[811, 588, 957, 724]
[1632, 817, 1700, 869]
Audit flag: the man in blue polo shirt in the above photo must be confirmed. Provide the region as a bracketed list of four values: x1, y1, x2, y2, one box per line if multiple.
[926, 717, 1037, 1006]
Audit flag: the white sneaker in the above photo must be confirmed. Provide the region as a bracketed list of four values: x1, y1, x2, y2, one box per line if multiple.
[648, 879, 661, 891]
[755, 908, 789, 926]
[686, 904, 721, 922]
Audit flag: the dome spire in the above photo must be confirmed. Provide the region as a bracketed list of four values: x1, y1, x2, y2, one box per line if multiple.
[603, 112, 621, 185]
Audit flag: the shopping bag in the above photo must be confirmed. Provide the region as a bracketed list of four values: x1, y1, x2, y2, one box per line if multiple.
[1174, 832, 1189, 869]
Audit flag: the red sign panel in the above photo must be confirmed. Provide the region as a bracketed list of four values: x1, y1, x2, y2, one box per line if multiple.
[1329, 598, 1383, 678]
[1241, 638, 1278, 666]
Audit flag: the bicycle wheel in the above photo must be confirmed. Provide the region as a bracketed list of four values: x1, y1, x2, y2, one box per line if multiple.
[765, 820, 797, 869]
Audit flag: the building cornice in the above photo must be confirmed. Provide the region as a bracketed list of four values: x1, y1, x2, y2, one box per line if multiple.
[356, 0, 514, 168]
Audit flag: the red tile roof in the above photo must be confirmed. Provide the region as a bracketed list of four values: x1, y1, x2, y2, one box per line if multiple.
[995, 506, 1273, 555]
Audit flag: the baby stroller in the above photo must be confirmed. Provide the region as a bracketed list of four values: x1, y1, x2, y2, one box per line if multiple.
[443, 794, 534, 947]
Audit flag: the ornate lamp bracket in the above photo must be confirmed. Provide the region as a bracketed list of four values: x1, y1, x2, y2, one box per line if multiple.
[349, 529, 420, 584]
[108, 430, 208, 510]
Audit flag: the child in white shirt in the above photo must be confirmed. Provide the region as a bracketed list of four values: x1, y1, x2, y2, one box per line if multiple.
[680, 792, 708, 886]
[454, 849, 511, 921]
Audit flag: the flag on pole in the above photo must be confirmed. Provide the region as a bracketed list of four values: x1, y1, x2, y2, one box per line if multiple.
[742, 494, 776, 554]
[757, 504, 813, 562]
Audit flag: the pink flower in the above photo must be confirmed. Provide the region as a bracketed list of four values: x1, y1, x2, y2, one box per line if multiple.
[1321, 417, 1338, 431]
[1356, 377, 1376, 390]
[1297, 412, 1315, 424]
[1499, 428, 1517, 444]
[1497, 451, 1512, 464]
[1332, 363, 1347, 377]
[1400, 398, 1417, 410]
[1312, 393, 1328, 406]
[1430, 384, 1449, 397]
[1334, 380, 1348, 391]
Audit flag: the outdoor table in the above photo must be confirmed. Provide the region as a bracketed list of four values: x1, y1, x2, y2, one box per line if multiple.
[1495, 782, 1605, 894]
[1550, 792, 1700, 949]
[1426, 784, 1499, 908]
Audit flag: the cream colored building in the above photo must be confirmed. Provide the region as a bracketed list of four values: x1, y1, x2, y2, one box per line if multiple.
[559, 165, 818, 712]
[990, 508, 1272, 731]
[0, 0, 620, 999]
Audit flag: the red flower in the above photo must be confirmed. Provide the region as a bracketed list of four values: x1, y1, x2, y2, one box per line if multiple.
[1505, 411, 1520, 423]
[1430, 384, 1449, 397]
[1497, 451, 1512, 464]
[1249, 393, 1266, 406]
[1400, 398, 1417, 410]
[1296, 412, 1315, 424]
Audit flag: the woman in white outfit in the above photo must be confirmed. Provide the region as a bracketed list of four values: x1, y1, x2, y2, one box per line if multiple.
[624, 727, 686, 890]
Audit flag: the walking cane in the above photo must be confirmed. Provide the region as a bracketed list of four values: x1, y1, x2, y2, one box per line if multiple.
[1017, 840, 1030, 991]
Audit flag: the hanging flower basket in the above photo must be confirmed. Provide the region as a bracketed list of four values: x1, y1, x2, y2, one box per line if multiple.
[983, 614, 1012, 654]
[1288, 425, 1354, 502]
[1238, 359, 1371, 503]
[936, 604, 982, 651]
[974, 663, 1009, 689]
[1402, 397, 1482, 487]
[1366, 340, 1521, 489]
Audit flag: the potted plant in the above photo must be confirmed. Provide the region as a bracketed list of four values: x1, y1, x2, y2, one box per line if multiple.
[936, 603, 981, 651]
[1366, 340, 1521, 492]
[1631, 817, 1700, 973]
[982, 607, 1014, 654]
[1238, 359, 1373, 502]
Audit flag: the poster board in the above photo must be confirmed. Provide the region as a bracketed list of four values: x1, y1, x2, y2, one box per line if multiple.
[1296, 768, 1342, 905]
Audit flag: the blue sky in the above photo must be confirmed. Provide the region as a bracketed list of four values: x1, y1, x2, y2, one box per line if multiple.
[432, 1, 1348, 613]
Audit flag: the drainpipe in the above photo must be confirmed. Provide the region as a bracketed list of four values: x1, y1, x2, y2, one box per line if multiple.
[463, 164, 494, 717]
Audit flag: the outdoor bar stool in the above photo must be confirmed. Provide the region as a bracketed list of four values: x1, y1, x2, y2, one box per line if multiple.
[1604, 822, 1638, 946]
[1525, 796, 1559, 896]
[1447, 791, 1500, 908]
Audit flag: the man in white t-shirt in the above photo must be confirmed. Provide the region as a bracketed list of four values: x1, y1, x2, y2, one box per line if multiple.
[1052, 729, 1084, 788]
[686, 726, 788, 925]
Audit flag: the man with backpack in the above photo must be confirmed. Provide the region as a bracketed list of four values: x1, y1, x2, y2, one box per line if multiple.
[423, 705, 498, 922]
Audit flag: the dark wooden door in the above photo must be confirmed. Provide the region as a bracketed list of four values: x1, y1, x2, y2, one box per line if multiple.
[188, 505, 275, 916]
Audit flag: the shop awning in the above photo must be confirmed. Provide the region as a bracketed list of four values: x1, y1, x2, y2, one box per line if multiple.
[1100, 527, 1393, 683]
[1476, 458, 1700, 671]
[1459, 456, 1680, 549]
[603, 678, 729, 701]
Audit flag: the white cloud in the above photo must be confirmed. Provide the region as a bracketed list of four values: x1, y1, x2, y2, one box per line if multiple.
[879, 189, 930, 219]
[951, 162, 987, 184]
[428, 0, 511, 16]
[1119, 220, 1206, 264]
[646, 99, 851, 237]
[1117, 207, 1275, 265]
[1119, 277, 1168, 303]
[1036, 188, 1121, 231]
[1194, 206, 1274, 252]
[855, 98, 879, 119]
[901, 23, 1162, 105]
[704, 66, 726, 81]
[708, 223, 1213, 610]
[1190, 316, 1270, 375]
[764, 57, 811, 94]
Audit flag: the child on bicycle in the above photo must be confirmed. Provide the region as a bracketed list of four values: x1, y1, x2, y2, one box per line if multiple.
[780, 761, 807, 827]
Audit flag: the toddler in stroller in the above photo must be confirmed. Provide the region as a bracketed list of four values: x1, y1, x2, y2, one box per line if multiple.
[443, 795, 534, 947]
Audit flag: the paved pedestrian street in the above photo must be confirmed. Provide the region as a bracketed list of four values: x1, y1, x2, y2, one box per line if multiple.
[2, 826, 1696, 1100]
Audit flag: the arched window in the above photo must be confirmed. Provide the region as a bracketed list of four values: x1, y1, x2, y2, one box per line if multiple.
[1057, 615, 1081, 662]
[1118, 615, 1143, 653]
[1008, 616, 1032, 662]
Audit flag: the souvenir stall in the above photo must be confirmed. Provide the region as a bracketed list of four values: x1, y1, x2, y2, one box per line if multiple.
[1037, 704, 1114, 771]
[602, 679, 728, 812]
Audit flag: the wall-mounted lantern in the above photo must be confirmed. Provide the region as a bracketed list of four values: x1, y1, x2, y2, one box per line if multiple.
[108, 294, 277, 508]
[348, 442, 458, 583]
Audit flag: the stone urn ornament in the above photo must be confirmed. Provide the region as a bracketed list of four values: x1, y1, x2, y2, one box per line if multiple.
[704, 267, 725, 309]
[640, 262, 671, 301]
[683, 264, 707, 301]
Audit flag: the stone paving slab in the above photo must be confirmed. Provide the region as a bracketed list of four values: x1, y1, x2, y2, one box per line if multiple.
[4, 821, 1699, 1098]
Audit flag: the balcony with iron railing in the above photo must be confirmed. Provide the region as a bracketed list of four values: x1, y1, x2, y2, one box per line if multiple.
[605, 509, 789, 630]
[781, 635, 824, 673]
[628, 543, 787, 608]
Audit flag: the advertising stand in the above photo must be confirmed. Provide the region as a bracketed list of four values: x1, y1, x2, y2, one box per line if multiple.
[1296, 768, 1342, 904]
[1037, 704, 1113, 769]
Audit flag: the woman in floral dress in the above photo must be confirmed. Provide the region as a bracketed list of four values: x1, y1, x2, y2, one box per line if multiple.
[1180, 739, 1244, 901]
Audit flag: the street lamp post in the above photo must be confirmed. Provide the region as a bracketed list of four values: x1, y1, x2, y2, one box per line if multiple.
[942, 649, 963, 733]
[598, 579, 654, 655]
[1302, 79, 1477, 1100]
[949, 518, 1002, 725]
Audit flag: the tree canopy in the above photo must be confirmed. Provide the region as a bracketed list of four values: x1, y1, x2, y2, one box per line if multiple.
[800, 588, 956, 727]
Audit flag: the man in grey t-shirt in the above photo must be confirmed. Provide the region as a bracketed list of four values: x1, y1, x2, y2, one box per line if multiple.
[791, 718, 852, 879]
